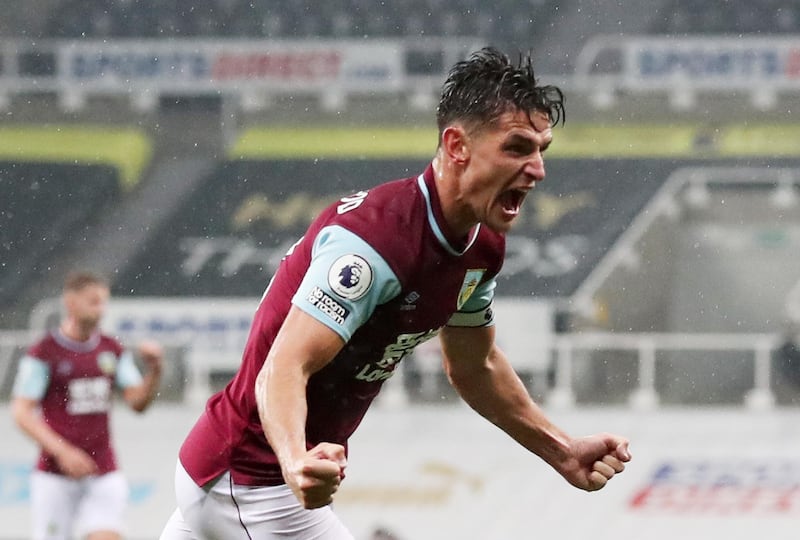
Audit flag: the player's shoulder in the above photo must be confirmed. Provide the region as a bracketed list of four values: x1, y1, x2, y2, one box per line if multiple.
[97, 333, 125, 354]
[334, 175, 423, 234]
[26, 332, 58, 359]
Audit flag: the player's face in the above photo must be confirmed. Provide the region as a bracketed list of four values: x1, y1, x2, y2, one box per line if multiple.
[461, 109, 552, 233]
[65, 284, 110, 329]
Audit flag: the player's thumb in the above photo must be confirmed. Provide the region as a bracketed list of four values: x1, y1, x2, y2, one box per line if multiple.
[310, 442, 348, 470]
[614, 439, 631, 461]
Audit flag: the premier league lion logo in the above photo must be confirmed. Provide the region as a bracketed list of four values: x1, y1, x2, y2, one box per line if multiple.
[338, 261, 363, 289]
[328, 254, 373, 300]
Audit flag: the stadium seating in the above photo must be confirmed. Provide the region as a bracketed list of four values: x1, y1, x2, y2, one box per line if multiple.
[28, 0, 800, 41]
[653, 0, 800, 34]
[111, 122, 800, 302]
[0, 161, 120, 306]
[43, 0, 561, 46]
[0, 126, 152, 316]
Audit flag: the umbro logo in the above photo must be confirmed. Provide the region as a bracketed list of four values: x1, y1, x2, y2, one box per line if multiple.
[400, 291, 420, 311]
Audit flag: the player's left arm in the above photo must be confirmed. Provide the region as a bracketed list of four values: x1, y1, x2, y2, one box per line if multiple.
[121, 340, 163, 413]
[440, 325, 631, 492]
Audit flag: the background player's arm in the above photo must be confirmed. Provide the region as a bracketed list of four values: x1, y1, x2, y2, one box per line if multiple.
[122, 340, 163, 412]
[440, 325, 630, 492]
[11, 356, 99, 478]
[11, 396, 98, 478]
[255, 306, 348, 509]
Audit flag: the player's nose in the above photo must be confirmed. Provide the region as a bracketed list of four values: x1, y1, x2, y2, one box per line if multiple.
[524, 152, 545, 181]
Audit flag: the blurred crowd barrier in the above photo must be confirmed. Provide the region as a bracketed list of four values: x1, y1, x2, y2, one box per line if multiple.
[2, 300, 798, 409]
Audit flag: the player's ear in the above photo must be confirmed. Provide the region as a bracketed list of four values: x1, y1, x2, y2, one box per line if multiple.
[441, 125, 470, 165]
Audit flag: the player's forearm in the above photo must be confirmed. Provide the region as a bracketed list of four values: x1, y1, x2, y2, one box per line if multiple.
[256, 307, 346, 470]
[448, 349, 572, 467]
[11, 399, 74, 457]
[126, 366, 162, 412]
[255, 361, 310, 470]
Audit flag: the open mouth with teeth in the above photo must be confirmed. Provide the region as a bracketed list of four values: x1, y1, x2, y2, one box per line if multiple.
[498, 188, 528, 216]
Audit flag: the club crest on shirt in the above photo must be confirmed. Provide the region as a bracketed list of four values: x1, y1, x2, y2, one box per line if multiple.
[457, 269, 486, 310]
[97, 352, 117, 375]
[328, 254, 373, 300]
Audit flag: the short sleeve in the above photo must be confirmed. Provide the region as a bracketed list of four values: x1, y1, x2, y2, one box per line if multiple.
[11, 355, 50, 400]
[116, 350, 144, 389]
[292, 225, 401, 341]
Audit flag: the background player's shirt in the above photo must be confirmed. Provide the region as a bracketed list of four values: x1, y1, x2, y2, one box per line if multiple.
[180, 164, 505, 486]
[12, 331, 143, 475]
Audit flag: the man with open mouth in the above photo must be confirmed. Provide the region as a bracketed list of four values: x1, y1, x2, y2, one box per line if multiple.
[160, 46, 631, 540]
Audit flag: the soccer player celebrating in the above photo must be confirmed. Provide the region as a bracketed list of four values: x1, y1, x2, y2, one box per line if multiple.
[160, 47, 631, 540]
[12, 271, 163, 540]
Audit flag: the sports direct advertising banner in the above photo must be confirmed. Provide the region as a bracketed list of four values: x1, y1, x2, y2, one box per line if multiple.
[0, 406, 798, 539]
[623, 37, 800, 89]
[56, 40, 405, 92]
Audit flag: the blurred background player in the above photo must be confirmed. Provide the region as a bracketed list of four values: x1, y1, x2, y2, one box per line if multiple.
[159, 47, 630, 540]
[11, 270, 163, 540]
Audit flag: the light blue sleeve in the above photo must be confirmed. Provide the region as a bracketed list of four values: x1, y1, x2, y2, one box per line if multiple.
[292, 225, 401, 341]
[447, 277, 497, 328]
[11, 356, 50, 400]
[116, 350, 144, 389]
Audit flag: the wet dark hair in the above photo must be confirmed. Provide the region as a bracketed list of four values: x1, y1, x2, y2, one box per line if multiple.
[436, 47, 565, 142]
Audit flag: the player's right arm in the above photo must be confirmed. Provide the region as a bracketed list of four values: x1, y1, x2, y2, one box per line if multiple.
[255, 223, 401, 508]
[255, 307, 347, 509]
[11, 356, 98, 479]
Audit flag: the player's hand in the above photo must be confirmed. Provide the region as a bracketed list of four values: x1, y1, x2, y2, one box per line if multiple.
[559, 433, 631, 492]
[284, 442, 347, 509]
[55, 445, 98, 479]
[137, 340, 163, 372]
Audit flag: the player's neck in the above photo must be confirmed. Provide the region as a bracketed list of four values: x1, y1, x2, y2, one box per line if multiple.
[60, 319, 96, 342]
[431, 156, 478, 240]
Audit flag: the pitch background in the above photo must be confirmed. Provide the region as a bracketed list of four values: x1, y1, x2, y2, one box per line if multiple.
[1, 403, 798, 540]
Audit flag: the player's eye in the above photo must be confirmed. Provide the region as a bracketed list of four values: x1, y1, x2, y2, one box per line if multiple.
[504, 141, 532, 155]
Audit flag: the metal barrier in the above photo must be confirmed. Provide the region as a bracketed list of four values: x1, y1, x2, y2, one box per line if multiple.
[548, 332, 782, 411]
[2, 328, 795, 409]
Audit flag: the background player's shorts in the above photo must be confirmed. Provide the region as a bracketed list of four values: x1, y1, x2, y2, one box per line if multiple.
[30, 470, 128, 540]
[160, 460, 354, 540]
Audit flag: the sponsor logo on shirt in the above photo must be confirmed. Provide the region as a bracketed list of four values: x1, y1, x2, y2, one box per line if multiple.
[67, 376, 111, 415]
[356, 329, 439, 382]
[307, 286, 350, 325]
[457, 269, 486, 309]
[328, 254, 373, 300]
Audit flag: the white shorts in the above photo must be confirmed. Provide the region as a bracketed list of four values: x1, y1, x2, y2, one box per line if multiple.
[30, 470, 128, 540]
[159, 460, 354, 540]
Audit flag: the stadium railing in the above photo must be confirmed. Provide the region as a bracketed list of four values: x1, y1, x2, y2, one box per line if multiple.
[546, 331, 781, 411]
[0, 328, 793, 409]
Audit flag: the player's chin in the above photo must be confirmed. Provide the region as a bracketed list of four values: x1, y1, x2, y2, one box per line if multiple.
[82, 315, 102, 327]
[485, 212, 518, 234]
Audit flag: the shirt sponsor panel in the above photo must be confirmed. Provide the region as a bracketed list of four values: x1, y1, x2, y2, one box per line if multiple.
[67, 376, 112, 415]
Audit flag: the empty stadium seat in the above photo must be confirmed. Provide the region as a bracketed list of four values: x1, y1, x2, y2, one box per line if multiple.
[0, 161, 120, 305]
